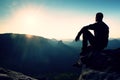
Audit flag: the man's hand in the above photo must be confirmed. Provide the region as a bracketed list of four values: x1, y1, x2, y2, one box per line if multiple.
[75, 35, 79, 41]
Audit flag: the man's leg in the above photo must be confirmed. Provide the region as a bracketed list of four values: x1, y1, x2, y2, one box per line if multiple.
[81, 30, 95, 55]
[82, 30, 94, 50]
[73, 30, 95, 67]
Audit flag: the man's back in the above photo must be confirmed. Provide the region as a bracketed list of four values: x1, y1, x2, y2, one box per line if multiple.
[93, 21, 109, 50]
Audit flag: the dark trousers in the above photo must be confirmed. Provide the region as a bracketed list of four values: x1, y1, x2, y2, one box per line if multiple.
[80, 30, 95, 56]
[82, 29, 106, 52]
[82, 30, 95, 50]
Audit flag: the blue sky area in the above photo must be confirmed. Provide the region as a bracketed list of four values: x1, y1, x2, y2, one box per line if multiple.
[0, 0, 120, 39]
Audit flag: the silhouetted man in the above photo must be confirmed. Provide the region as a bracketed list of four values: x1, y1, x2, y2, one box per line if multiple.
[73, 12, 109, 67]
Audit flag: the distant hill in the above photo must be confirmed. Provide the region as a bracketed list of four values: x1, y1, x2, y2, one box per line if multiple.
[0, 33, 120, 80]
[0, 33, 79, 76]
[64, 38, 120, 50]
[107, 39, 120, 49]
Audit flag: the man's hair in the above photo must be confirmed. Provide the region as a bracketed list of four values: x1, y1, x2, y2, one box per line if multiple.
[96, 12, 103, 22]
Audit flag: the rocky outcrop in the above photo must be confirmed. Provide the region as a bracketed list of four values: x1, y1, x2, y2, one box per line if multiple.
[0, 68, 37, 80]
[78, 48, 120, 80]
[79, 69, 120, 80]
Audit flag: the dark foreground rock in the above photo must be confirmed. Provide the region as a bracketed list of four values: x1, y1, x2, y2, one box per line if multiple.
[0, 68, 38, 80]
[79, 69, 120, 80]
[78, 48, 120, 80]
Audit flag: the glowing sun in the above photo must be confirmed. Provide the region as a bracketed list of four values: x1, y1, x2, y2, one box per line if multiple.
[11, 5, 46, 34]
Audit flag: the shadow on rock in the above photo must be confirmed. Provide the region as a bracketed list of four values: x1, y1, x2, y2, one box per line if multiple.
[80, 48, 120, 72]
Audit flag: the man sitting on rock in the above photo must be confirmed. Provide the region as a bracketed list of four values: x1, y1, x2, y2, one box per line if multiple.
[74, 12, 109, 67]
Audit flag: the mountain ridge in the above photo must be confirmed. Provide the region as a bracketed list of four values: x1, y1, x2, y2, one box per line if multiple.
[0, 33, 120, 80]
[0, 33, 79, 75]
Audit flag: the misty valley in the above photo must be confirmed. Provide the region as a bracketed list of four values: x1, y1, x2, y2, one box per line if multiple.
[0, 33, 120, 80]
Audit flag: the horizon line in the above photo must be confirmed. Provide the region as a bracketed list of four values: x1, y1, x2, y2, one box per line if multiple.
[0, 32, 120, 41]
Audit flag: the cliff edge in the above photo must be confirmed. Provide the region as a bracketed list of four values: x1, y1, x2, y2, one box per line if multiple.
[78, 48, 120, 80]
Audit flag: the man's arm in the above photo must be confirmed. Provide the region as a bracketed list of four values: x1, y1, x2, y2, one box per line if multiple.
[75, 31, 82, 41]
[75, 27, 86, 41]
[75, 24, 95, 41]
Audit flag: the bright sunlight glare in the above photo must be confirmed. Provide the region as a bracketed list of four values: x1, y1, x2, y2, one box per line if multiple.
[1, 4, 119, 40]
[2, 5, 85, 40]
[12, 5, 45, 33]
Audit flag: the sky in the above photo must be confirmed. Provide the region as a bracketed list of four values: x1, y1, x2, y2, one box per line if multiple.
[0, 0, 120, 40]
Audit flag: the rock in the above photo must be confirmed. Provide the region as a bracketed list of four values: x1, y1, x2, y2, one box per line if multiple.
[0, 74, 13, 80]
[80, 48, 120, 72]
[0, 67, 38, 80]
[78, 48, 120, 80]
[79, 68, 120, 80]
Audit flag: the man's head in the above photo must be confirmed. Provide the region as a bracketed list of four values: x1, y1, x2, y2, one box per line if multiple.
[96, 12, 103, 22]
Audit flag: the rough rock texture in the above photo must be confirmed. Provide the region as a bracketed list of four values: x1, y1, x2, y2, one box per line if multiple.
[0, 68, 38, 80]
[79, 68, 120, 80]
[78, 48, 120, 80]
